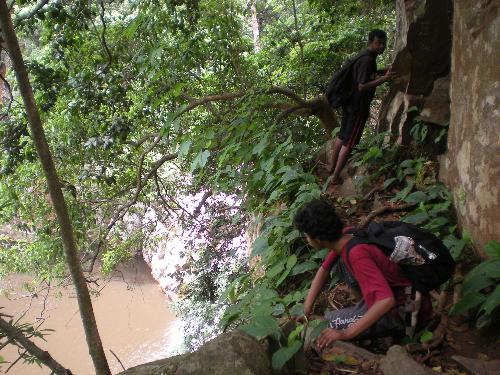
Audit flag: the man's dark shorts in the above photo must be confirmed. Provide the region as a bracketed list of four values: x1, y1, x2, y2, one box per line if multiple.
[338, 107, 370, 149]
[324, 301, 405, 339]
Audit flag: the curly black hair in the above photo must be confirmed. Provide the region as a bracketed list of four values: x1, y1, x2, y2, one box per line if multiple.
[368, 29, 387, 42]
[293, 198, 344, 242]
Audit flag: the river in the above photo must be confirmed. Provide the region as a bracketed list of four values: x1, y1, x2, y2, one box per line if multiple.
[0, 258, 179, 374]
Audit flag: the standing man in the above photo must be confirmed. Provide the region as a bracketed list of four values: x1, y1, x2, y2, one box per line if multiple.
[328, 29, 395, 182]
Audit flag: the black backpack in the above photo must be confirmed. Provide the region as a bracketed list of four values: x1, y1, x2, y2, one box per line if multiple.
[341, 221, 455, 293]
[325, 51, 370, 109]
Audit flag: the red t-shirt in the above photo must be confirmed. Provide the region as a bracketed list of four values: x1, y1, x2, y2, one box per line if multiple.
[321, 237, 432, 321]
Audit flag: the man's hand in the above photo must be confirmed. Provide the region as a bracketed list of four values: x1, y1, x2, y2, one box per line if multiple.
[382, 67, 397, 81]
[316, 328, 348, 349]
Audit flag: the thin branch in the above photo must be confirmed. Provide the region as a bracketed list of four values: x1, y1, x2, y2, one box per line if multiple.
[0, 315, 73, 374]
[193, 190, 212, 216]
[291, 0, 306, 99]
[5, 349, 27, 373]
[359, 202, 418, 228]
[155, 172, 197, 221]
[0, 68, 14, 120]
[107, 152, 178, 230]
[128, 132, 159, 148]
[97, 0, 112, 72]
[109, 349, 126, 371]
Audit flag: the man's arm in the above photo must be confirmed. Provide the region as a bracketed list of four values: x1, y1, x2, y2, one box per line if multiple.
[304, 265, 329, 317]
[358, 68, 396, 92]
[316, 296, 395, 348]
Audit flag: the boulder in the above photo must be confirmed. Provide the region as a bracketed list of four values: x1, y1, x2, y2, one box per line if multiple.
[380, 345, 435, 375]
[117, 331, 272, 375]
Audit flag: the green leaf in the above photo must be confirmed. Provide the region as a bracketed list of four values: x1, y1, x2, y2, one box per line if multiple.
[449, 293, 486, 316]
[271, 341, 302, 370]
[124, 15, 143, 38]
[419, 330, 433, 343]
[178, 140, 191, 160]
[252, 137, 268, 155]
[309, 319, 329, 341]
[289, 303, 304, 316]
[275, 254, 298, 286]
[311, 249, 329, 260]
[461, 273, 495, 294]
[199, 150, 210, 168]
[220, 308, 241, 330]
[383, 177, 397, 189]
[400, 159, 415, 168]
[268, 261, 285, 278]
[291, 260, 318, 276]
[479, 284, 500, 315]
[467, 259, 500, 280]
[251, 236, 268, 257]
[444, 234, 468, 260]
[252, 304, 275, 317]
[240, 315, 280, 338]
[286, 254, 298, 270]
[285, 229, 301, 242]
[485, 240, 500, 259]
[403, 211, 429, 225]
[256, 288, 279, 301]
[404, 191, 428, 204]
[273, 303, 285, 316]
[280, 169, 299, 184]
[287, 324, 304, 346]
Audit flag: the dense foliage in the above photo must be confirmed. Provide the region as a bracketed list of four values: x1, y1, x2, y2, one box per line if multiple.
[1, 0, 393, 331]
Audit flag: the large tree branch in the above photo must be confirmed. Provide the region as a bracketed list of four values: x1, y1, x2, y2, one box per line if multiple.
[175, 89, 337, 133]
[266, 86, 306, 105]
[177, 92, 245, 116]
[0, 315, 73, 374]
[13, 0, 50, 26]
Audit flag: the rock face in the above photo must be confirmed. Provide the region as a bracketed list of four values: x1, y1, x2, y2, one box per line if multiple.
[378, 0, 453, 144]
[117, 331, 272, 375]
[440, 0, 500, 256]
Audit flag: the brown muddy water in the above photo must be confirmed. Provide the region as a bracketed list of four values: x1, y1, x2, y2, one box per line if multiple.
[0, 259, 178, 374]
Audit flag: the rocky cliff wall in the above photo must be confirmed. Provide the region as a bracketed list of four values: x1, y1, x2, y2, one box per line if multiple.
[378, 0, 453, 143]
[440, 0, 500, 256]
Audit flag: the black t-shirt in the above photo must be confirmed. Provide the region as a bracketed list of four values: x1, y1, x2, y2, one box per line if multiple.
[348, 50, 378, 113]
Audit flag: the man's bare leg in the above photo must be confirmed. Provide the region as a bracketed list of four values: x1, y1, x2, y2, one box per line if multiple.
[331, 145, 351, 183]
[328, 137, 344, 174]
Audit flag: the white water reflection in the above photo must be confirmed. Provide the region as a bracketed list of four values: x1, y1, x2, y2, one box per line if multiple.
[0, 259, 180, 375]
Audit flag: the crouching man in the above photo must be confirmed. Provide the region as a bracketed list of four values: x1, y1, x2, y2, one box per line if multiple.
[293, 199, 432, 349]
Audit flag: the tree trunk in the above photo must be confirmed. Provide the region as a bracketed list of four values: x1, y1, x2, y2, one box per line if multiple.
[0, 3, 111, 374]
[250, 0, 261, 52]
